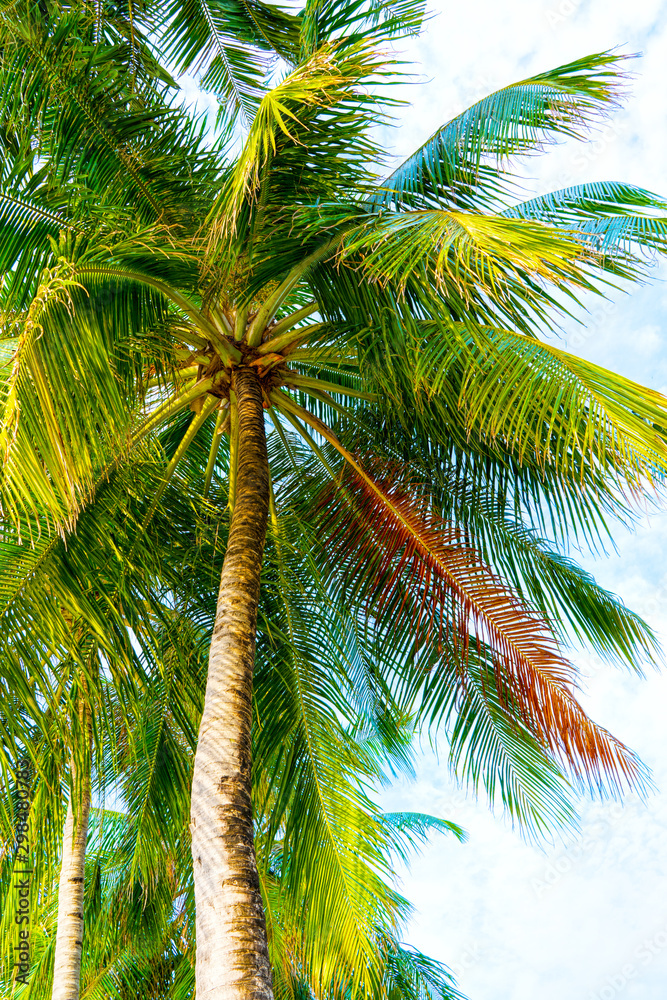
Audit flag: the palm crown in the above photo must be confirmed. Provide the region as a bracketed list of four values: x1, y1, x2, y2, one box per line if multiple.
[2, 1, 667, 998]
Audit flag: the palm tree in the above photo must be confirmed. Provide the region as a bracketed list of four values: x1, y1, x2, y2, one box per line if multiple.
[0, 463, 176, 999]
[51, 695, 92, 1000]
[3, 2, 667, 998]
[0, 455, 466, 1000]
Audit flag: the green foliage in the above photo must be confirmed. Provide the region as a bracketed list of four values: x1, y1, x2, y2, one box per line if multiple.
[1, 2, 667, 997]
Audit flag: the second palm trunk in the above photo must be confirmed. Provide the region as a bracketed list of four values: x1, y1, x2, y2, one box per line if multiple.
[190, 366, 273, 1000]
[52, 739, 92, 1000]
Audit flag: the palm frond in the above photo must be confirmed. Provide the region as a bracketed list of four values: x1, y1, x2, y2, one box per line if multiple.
[299, 0, 426, 57]
[208, 40, 389, 239]
[339, 209, 609, 300]
[312, 454, 646, 796]
[420, 647, 578, 837]
[159, 0, 301, 128]
[254, 540, 410, 999]
[372, 51, 632, 212]
[503, 181, 667, 255]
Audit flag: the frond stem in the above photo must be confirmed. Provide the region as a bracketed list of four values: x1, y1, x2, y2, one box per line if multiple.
[257, 322, 325, 356]
[246, 241, 337, 346]
[267, 300, 320, 340]
[234, 303, 249, 342]
[140, 396, 218, 530]
[272, 402, 341, 483]
[132, 378, 215, 446]
[282, 374, 374, 401]
[203, 405, 230, 498]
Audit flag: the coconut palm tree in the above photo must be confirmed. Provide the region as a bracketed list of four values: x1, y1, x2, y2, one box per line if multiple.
[0, 453, 466, 1000]
[3, 2, 667, 998]
[0, 459, 181, 999]
[0, 400, 651, 998]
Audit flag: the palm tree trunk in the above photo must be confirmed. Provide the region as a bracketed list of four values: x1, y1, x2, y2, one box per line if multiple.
[52, 745, 91, 1000]
[190, 366, 273, 1000]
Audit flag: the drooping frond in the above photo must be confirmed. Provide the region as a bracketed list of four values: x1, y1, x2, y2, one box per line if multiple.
[254, 536, 411, 999]
[503, 181, 667, 255]
[381, 939, 464, 1000]
[339, 209, 605, 298]
[313, 455, 646, 795]
[159, 0, 301, 127]
[371, 51, 632, 212]
[280, 397, 660, 671]
[378, 811, 466, 863]
[419, 645, 578, 837]
[266, 429, 580, 833]
[0, 273, 172, 529]
[448, 324, 667, 486]
[347, 313, 667, 500]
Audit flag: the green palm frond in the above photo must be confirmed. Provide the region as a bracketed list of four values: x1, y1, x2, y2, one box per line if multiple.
[450, 324, 667, 484]
[255, 549, 409, 998]
[159, 0, 301, 128]
[0, 10, 164, 220]
[351, 314, 667, 497]
[299, 0, 426, 57]
[420, 647, 578, 837]
[379, 812, 466, 863]
[339, 209, 607, 297]
[372, 51, 631, 212]
[0, 189, 85, 282]
[503, 181, 667, 255]
[0, 271, 179, 528]
[209, 39, 391, 239]
[0, 5, 226, 261]
[382, 940, 464, 1000]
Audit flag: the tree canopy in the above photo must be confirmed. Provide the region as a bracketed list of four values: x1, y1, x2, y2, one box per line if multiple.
[1, 2, 667, 998]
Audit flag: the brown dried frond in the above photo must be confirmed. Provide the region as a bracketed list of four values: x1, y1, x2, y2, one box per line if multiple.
[317, 458, 642, 792]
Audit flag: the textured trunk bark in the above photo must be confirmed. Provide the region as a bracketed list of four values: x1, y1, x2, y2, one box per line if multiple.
[52, 748, 91, 1000]
[191, 366, 273, 1000]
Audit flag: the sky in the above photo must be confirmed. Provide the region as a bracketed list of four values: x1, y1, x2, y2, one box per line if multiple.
[376, 2, 667, 999]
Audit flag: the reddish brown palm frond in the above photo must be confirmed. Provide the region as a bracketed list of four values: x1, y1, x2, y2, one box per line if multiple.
[317, 458, 642, 794]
